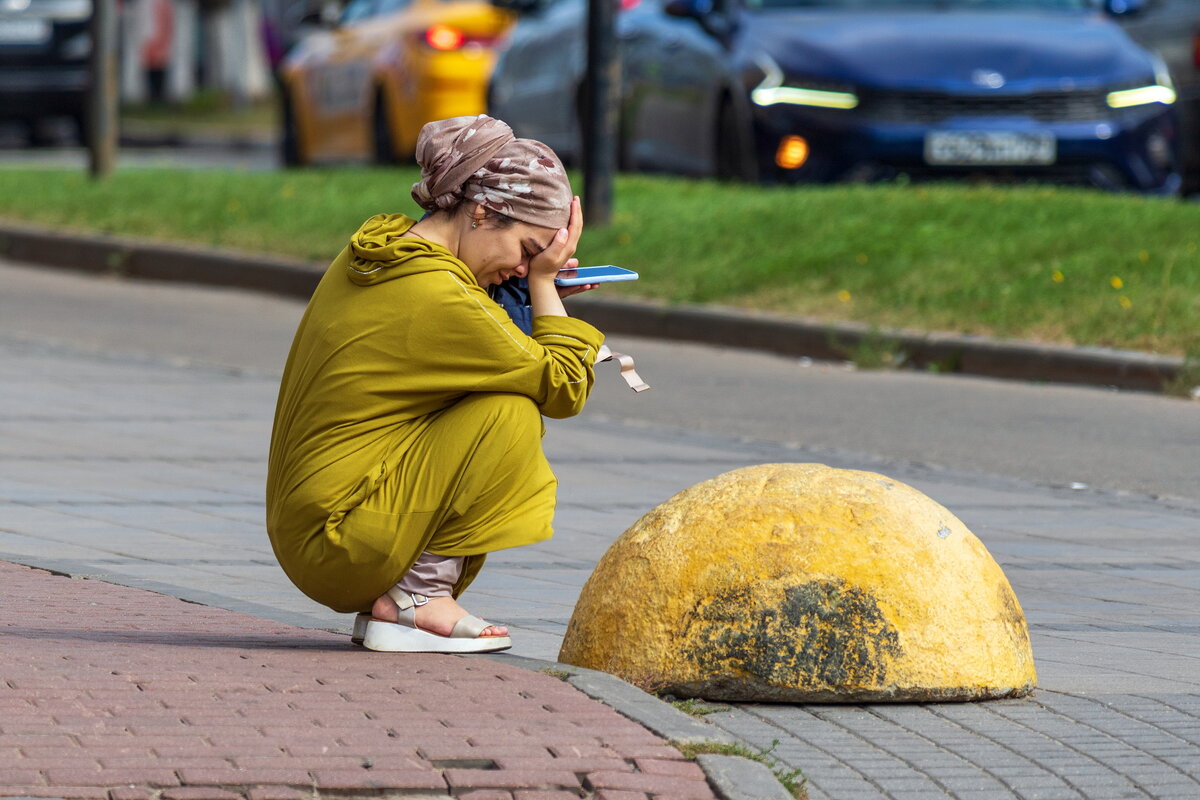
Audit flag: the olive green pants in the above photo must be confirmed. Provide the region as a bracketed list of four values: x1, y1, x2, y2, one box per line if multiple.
[304, 392, 557, 613]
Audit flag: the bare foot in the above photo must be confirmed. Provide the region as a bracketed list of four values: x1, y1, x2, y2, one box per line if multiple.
[371, 593, 508, 638]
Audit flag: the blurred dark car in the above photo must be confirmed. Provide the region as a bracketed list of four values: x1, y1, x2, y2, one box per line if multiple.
[488, 0, 1198, 194]
[1115, 0, 1200, 192]
[0, 0, 92, 144]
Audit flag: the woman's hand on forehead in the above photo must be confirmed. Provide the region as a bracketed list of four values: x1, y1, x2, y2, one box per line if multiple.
[528, 196, 583, 282]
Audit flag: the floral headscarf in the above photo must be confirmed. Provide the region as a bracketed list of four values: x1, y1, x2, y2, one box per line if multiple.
[411, 115, 572, 230]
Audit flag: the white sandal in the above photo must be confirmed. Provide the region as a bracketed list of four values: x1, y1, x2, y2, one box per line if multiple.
[361, 588, 512, 653]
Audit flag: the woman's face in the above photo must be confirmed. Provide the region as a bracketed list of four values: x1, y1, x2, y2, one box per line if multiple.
[458, 215, 558, 288]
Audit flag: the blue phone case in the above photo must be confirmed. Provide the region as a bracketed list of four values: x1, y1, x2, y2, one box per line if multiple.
[554, 266, 639, 287]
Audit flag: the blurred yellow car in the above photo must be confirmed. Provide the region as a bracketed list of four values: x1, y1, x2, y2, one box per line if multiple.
[278, 0, 513, 166]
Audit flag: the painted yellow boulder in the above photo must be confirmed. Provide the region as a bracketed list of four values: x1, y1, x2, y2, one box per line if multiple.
[559, 463, 1036, 702]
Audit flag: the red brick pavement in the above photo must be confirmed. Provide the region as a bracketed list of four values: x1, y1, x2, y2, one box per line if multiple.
[0, 561, 719, 800]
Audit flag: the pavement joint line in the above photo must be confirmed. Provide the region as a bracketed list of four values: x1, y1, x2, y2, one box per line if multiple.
[818, 703, 1012, 792]
[727, 706, 890, 789]
[0, 219, 1185, 393]
[924, 701, 1117, 789]
[1133, 695, 1200, 721]
[1030, 692, 1200, 762]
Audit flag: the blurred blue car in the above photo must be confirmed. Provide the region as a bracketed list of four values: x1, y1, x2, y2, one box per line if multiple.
[488, 0, 1197, 194]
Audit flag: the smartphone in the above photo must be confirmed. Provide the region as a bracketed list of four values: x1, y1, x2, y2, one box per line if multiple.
[554, 265, 640, 287]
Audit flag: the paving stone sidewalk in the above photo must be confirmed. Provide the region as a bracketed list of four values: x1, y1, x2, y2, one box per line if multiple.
[0, 559, 719, 799]
[2, 280, 1199, 800]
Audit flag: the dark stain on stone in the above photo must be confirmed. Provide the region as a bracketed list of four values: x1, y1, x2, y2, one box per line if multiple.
[683, 579, 902, 690]
[995, 581, 1032, 651]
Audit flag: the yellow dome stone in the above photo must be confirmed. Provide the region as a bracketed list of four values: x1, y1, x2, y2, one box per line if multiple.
[559, 463, 1036, 702]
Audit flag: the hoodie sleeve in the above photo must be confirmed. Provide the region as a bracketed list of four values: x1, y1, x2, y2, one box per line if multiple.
[404, 271, 605, 419]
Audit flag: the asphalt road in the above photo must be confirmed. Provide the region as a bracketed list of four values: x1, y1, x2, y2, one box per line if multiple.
[2, 256, 1196, 505]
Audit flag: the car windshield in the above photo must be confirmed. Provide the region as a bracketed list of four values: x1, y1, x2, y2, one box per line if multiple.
[748, 0, 1090, 10]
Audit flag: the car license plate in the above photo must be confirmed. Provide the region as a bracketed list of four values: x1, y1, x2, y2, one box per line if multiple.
[925, 132, 1056, 166]
[0, 18, 51, 44]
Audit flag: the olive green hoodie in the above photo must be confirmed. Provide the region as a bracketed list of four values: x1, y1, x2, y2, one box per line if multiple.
[265, 214, 603, 609]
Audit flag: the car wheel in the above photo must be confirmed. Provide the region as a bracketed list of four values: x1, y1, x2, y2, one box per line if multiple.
[715, 96, 753, 182]
[280, 90, 304, 168]
[372, 90, 396, 166]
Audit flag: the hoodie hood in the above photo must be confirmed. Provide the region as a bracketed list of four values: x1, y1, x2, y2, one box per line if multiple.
[345, 214, 468, 287]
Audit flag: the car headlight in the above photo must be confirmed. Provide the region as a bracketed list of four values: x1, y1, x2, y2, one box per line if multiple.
[751, 53, 858, 110]
[1106, 56, 1176, 109]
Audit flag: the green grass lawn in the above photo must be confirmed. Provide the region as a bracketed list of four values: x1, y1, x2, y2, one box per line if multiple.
[1, 165, 1197, 355]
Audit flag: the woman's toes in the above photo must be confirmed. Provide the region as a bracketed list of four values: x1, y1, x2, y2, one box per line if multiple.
[410, 597, 508, 638]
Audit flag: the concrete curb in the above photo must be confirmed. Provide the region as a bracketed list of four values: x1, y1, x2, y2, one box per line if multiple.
[0, 219, 1185, 393]
[697, 754, 798, 800]
[0, 220, 324, 299]
[490, 654, 735, 745]
[567, 295, 1185, 393]
[489, 655, 794, 800]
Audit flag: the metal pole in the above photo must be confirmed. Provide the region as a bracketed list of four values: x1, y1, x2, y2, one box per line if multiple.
[582, 0, 618, 227]
[88, 0, 119, 179]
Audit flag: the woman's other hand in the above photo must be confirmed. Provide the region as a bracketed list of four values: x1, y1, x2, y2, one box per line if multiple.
[557, 283, 598, 298]
[554, 259, 598, 298]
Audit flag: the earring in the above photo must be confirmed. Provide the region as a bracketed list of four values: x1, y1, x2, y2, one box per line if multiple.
[472, 220, 478, 229]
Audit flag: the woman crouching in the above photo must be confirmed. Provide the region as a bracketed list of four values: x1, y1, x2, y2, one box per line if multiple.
[265, 115, 602, 653]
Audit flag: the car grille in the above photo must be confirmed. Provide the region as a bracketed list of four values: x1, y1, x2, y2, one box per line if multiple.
[860, 89, 1113, 124]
